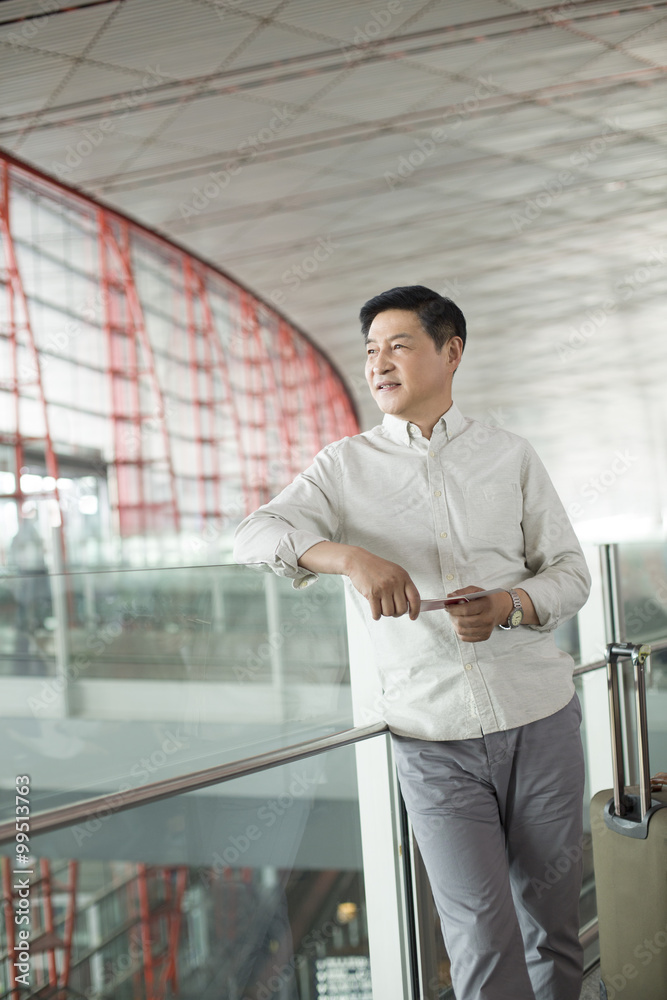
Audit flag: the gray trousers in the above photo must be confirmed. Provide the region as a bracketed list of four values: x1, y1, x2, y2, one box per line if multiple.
[391, 695, 585, 1000]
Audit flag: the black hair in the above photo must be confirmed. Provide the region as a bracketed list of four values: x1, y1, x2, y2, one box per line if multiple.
[359, 284, 466, 353]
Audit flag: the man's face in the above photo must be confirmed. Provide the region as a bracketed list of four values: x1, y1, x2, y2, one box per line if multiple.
[364, 309, 460, 425]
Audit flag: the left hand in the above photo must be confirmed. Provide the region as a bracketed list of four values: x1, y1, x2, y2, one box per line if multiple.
[651, 772, 667, 792]
[445, 585, 514, 643]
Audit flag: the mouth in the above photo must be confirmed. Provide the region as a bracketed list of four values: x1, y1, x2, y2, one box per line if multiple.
[376, 382, 401, 392]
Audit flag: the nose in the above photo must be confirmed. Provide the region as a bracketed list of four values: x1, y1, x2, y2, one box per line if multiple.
[372, 347, 394, 374]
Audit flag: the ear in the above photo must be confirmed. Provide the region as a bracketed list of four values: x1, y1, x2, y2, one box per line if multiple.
[447, 336, 464, 366]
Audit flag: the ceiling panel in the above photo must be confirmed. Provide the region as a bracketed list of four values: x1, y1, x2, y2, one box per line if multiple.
[88, 1, 262, 75]
[2, 0, 666, 539]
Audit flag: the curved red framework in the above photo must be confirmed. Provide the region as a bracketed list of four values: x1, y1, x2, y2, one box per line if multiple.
[0, 152, 359, 558]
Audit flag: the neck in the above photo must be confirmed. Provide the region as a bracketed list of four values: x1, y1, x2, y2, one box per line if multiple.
[407, 400, 453, 440]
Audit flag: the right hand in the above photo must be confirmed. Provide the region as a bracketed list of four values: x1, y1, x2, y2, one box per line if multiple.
[345, 548, 421, 621]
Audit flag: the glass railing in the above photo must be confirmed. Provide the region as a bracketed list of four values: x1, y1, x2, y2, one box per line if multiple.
[0, 562, 350, 685]
[1, 543, 663, 998]
[1, 740, 375, 1000]
[0, 563, 352, 821]
[0, 657, 621, 1000]
[614, 540, 667, 645]
[611, 541, 667, 795]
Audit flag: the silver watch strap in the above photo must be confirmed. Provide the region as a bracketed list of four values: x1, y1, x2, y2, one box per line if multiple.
[498, 589, 523, 630]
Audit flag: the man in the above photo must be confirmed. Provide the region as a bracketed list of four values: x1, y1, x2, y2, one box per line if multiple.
[234, 285, 591, 1000]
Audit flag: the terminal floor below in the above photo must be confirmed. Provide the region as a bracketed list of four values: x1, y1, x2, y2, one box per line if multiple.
[580, 963, 601, 999]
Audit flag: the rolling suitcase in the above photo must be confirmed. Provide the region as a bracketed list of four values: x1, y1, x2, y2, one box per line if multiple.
[590, 642, 667, 1000]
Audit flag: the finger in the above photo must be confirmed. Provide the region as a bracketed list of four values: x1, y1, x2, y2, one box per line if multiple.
[368, 595, 382, 621]
[454, 620, 476, 639]
[406, 581, 421, 620]
[392, 589, 409, 618]
[461, 630, 490, 643]
[455, 619, 491, 641]
[380, 593, 397, 618]
[460, 624, 485, 635]
[447, 602, 485, 618]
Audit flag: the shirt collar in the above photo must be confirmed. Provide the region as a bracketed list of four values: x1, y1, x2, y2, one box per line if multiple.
[381, 402, 466, 447]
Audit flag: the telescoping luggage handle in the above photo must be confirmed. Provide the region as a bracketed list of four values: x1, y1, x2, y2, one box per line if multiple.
[604, 642, 666, 839]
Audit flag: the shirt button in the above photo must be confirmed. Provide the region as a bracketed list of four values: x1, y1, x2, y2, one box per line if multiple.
[434, 490, 441, 497]
[465, 663, 473, 671]
[440, 531, 447, 538]
[429, 451, 435, 458]
[297, 579, 309, 589]
[446, 573, 454, 580]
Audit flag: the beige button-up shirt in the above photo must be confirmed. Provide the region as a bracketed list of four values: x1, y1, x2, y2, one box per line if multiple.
[233, 402, 591, 740]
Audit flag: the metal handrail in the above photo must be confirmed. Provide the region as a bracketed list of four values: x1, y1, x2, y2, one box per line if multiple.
[573, 658, 608, 677]
[573, 637, 667, 676]
[0, 560, 242, 579]
[2, 638, 666, 845]
[0, 722, 388, 844]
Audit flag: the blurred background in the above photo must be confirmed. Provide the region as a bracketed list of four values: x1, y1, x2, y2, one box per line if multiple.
[1, 2, 666, 998]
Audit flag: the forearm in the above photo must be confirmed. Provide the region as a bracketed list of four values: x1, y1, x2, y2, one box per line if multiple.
[298, 540, 360, 576]
[517, 558, 591, 631]
[515, 587, 540, 625]
[233, 448, 342, 580]
[300, 542, 420, 620]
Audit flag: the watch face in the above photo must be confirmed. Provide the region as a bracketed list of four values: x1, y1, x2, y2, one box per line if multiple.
[509, 608, 524, 627]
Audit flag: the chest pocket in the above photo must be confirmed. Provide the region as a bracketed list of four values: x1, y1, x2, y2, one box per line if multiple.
[464, 484, 521, 543]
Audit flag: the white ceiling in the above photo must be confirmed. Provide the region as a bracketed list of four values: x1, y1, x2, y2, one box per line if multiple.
[2, 0, 666, 541]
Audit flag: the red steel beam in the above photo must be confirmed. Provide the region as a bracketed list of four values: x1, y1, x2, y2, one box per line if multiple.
[190, 265, 252, 515]
[1, 150, 358, 431]
[39, 859, 58, 987]
[98, 211, 181, 535]
[0, 160, 65, 553]
[1, 857, 19, 1000]
[137, 863, 156, 1000]
[2, 153, 360, 537]
[58, 860, 78, 991]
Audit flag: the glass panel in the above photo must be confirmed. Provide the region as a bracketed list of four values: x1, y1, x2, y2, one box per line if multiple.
[0, 565, 351, 819]
[614, 540, 667, 784]
[554, 613, 581, 665]
[1, 742, 374, 1000]
[615, 541, 667, 645]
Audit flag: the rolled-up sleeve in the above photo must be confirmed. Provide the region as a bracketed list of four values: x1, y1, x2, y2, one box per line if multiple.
[233, 445, 342, 588]
[517, 444, 591, 631]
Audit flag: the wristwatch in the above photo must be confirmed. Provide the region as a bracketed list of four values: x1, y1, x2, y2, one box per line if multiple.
[499, 589, 524, 630]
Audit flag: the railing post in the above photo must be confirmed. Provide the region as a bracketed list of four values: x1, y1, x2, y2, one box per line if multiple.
[345, 590, 415, 999]
[602, 544, 639, 787]
[579, 547, 613, 796]
[49, 524, 71, 716]
[264, 573, 286, 719]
